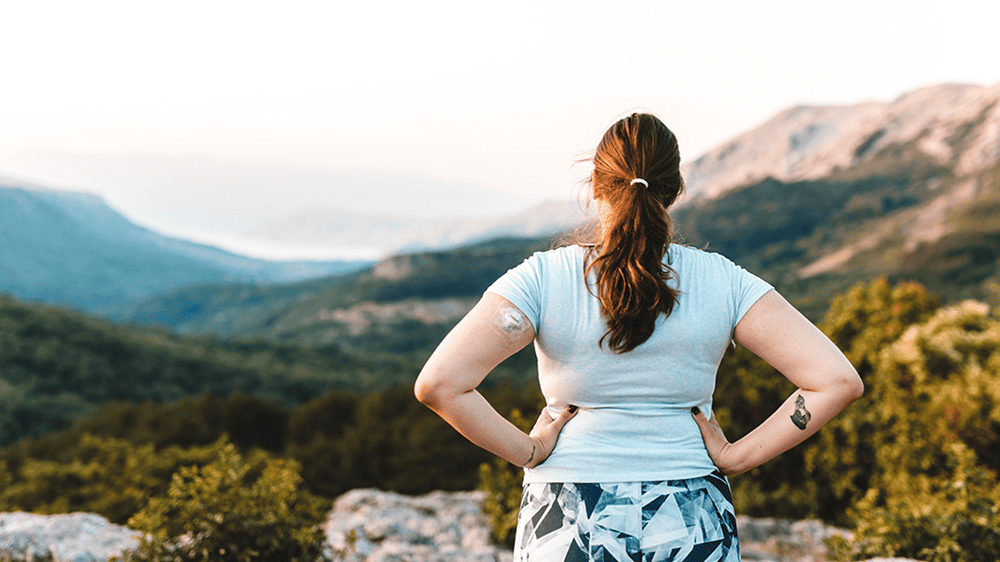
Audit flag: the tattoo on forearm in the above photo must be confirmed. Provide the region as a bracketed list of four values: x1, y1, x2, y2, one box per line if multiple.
[790, 395, 811, 430]
[524, 444, 536, 467]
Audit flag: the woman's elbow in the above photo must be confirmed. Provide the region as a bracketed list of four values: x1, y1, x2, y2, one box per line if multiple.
[849, 376, 865, 402]
[414, 368, 458, 409]
[839, 368, 865, 403]
[413, 373, 440, 407]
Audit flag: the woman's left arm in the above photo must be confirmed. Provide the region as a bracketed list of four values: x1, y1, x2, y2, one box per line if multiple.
[414, 292, 577, 468]
[691, 290, 864, 475]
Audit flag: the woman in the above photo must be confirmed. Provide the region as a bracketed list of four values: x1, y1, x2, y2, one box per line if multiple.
[415, 113, 863, 561]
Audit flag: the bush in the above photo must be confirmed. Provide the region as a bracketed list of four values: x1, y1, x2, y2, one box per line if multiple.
[837, 300, 1000, 560]
[845, 444, 1000, 562]
[0, 434, 226, 523]
[116, 443, 328, 562]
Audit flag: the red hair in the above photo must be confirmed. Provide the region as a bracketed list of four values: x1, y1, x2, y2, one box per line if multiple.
[585, 113, 684, 353]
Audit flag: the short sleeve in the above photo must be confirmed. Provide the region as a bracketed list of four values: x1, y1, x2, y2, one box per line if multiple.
[484, 252, 544, 330]
[731, 262, 774, 326]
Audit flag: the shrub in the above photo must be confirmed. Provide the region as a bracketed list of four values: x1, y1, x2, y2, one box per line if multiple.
[845, 443, 1000, 562]
[0, 434, 225, 523]
[837, 300, 1000, 560]
[116, 443, 329, 562]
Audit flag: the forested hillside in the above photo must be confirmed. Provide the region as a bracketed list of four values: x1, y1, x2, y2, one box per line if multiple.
[0, 294, 540, 446]
[128, 236, 554, 352]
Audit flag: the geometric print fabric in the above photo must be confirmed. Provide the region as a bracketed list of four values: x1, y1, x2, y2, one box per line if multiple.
[513, 471, 739, 562]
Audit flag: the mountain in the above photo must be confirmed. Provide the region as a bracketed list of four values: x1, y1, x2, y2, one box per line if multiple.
[244, 200, 591, 256]
[0, 181, 372, 316]
[674, 81, 1000, 315]
[681, 82, 1000, 201]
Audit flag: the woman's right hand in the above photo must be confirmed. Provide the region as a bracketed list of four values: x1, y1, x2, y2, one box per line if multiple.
[523, 405, 578, 468]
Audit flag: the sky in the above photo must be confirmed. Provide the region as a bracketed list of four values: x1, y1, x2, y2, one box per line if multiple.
[1, 0, 998, 257]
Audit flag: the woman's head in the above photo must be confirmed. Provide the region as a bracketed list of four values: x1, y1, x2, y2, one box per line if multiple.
[585, 113, 683, 353]
[591, 112, 684, 214]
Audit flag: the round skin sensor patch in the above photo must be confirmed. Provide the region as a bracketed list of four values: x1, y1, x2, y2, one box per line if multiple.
[492, 305, 531, 341]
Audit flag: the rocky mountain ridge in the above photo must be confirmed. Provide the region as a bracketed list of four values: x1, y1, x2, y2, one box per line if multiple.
[682, 81, 1000, 201]
[5, 79, 999, 328]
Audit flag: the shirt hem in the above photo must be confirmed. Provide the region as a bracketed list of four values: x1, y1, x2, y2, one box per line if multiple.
[522, 466, 719, 485]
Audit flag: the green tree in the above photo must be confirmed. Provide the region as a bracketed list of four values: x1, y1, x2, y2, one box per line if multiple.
[710, 279, 938, 520]
[798, 279, 941, 522]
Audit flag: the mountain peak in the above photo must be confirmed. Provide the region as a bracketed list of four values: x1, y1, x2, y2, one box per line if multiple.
[681, 81, 1000, 202]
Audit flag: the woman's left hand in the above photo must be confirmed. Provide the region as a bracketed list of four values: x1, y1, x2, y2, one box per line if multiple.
[691, 407, 744, 475]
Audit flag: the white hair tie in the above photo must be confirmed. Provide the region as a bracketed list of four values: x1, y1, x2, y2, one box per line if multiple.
[630, 178, 648, 188]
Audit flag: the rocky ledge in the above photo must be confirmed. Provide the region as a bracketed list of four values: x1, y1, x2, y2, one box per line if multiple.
[2, 489, 918, 562]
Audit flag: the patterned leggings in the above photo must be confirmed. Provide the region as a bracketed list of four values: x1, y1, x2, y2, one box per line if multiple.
[513, 471, 739, 562]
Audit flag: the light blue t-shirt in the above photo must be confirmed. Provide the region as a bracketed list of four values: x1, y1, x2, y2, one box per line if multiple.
[485, 243, 774, 483]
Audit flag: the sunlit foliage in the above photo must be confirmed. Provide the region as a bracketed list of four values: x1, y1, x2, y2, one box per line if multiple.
[115, 443, 328, 562]
[840, 301, 1000, 561]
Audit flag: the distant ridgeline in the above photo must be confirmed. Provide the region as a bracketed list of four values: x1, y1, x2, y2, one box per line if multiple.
[126, 236, 554, 349]
[1, 83, 997, 336]
[0, 182, 371, 317]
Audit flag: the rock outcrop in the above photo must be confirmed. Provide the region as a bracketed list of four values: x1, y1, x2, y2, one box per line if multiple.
[0, 512, 139, 562]
[738, 516, 849, 562]
[325, 489, 916, 562]
[324, 489, 510, 562]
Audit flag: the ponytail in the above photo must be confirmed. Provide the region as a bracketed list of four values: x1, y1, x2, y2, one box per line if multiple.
[585, 113, 684, 353]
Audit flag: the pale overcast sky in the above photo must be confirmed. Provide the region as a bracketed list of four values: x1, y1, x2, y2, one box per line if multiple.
[1, 0, 998, 248]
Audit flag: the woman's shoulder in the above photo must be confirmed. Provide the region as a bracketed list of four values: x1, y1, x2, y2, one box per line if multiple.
[669, 243, 730, 263]
[668, 244, 748, 274]
[527, 244, 589, 264]
[500, 244, 587, 280]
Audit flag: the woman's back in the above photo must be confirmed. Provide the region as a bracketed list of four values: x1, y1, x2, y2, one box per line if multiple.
[487, 243, 772, 482]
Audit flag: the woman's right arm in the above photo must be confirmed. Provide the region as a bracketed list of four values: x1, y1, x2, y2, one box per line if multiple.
[691, 290, 864, 475]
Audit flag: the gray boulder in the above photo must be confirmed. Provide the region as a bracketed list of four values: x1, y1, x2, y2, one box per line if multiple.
[0, 512, 139, 562]
[325, 489, 511, 562]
